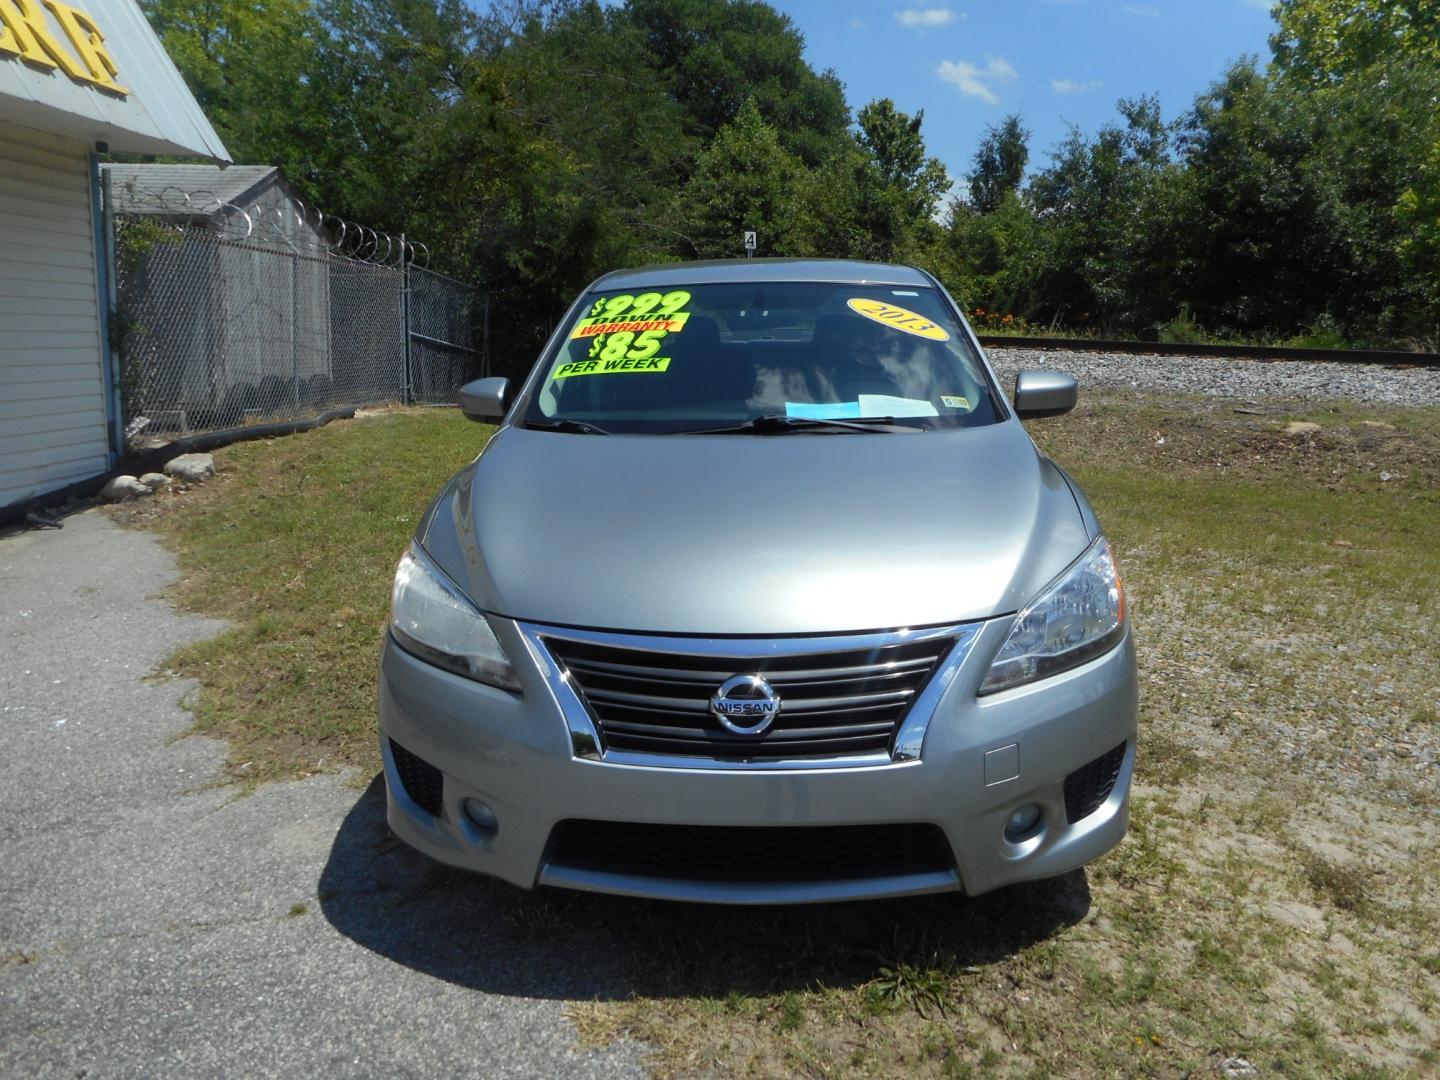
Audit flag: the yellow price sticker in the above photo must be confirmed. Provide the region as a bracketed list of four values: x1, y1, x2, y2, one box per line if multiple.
[846, 298, 950, 341]
[554, 356, 671, 379]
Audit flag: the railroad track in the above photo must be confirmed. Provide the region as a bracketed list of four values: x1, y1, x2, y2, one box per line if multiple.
[978, 335, 1440, 368]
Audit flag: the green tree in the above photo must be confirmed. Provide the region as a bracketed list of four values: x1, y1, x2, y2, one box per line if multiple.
[1271, 0, 1440, 84]
[1396, 140, 1440, 343]
[1265, 0, 1440, 341]
[299, 0, 479, 228]
[408, 0, 695, 366]
[966, 114, 1029, 214]
[937, 191, 1048, 320]
[140, 0, 323, 174]
[856, 99, 951, 223]
[1173, 63, 1341, 332]
[622, 0, 850, 165]
[1172, 54, 1439, 342]
[681, 99, 803, 259]
[812, 99, 952, 265]
[1025, 94, 1184, 332]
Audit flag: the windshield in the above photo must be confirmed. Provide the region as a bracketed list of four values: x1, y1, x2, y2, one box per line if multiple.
[520, 281, 1003, 434]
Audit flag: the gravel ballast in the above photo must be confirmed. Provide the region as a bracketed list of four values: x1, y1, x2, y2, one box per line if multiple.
[986, 346, 1440, 408]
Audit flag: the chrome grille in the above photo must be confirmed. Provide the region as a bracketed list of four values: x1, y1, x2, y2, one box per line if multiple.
[543, 634, 955, 761]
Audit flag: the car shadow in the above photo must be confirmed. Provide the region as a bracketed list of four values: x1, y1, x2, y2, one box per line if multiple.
[318, 775, 1092, 1002]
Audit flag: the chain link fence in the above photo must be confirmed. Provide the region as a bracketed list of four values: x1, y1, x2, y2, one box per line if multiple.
[407, 264, 489, 406]
[113, 213, 485, 445]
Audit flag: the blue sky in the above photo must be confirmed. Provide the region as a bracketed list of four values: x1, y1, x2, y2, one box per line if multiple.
[774, 0, 1277, 189]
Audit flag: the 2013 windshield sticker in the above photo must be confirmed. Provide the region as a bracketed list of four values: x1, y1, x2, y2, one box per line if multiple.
[554, 356, 671, 378]
[846, 298, 950, 341]
[941, 394, 972, 409]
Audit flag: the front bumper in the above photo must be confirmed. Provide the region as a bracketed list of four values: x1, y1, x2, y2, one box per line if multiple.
[378, 615, 1138, 903]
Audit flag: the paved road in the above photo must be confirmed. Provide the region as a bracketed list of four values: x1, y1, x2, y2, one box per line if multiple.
[0, 511, 646, 1079]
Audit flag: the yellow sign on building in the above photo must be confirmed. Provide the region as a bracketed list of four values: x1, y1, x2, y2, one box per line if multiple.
[0, 0, 127, 96]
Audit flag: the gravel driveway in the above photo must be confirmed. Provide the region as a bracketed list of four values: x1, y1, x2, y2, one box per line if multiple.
[987, 346, 1440, 407]
[0, 511, 644, 1079]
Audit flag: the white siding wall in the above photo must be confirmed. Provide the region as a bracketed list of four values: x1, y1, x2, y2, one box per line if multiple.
[0, 119, 110, 507]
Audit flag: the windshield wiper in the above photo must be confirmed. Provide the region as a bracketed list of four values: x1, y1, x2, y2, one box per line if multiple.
[679, 415, 919, 435]
[523, 418, 611, 435]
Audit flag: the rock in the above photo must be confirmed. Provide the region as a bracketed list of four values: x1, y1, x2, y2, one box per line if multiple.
[100, 475, 150, 502]
[1284, 421, 1321, 435]
[138, 472, 171, 492]
[984, 346, 1440, 408]
[1220, 1058, 1258, 1078]
[163, 453, 215, 482]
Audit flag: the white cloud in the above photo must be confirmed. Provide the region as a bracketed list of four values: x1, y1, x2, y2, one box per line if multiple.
[896, 7, 961, 28]
[1051, 77, 1104, 94]
[1122, 4, 1160, 15]
[936, 57, 1017, 105]
[1243, 0, 1273, 9]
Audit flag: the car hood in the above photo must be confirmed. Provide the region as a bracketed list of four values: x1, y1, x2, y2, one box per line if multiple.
[423, 422, 1091, 636]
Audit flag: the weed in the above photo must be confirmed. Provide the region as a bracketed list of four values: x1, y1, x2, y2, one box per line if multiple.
[866, 962, 950, 1017]
[1301, 851, 1371, 913]
[777, 992, 803, 1033]
[1119, 962, 1159, 1004]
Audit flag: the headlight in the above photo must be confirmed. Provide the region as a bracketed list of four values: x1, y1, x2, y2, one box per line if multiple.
[979, 536, 1125, 695]
[389, 545, 520, 692]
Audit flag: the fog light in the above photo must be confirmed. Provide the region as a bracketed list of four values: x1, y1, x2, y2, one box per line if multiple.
[1004, 803, 1043, 842]
[462, 798, 497, 833]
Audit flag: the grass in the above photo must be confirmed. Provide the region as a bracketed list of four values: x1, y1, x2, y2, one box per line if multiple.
[116, 407, 494, 784]
[115, 395, 1440, 1076]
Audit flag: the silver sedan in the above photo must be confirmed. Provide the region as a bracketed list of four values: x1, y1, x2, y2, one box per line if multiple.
[379, 258, 1138, 903]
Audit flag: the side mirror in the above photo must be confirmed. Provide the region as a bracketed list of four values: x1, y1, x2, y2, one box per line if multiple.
[458, 377, 510, 422]
[1013, 370, 1078, 420]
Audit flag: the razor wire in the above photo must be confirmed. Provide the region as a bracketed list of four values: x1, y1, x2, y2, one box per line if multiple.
[130, 185, 431, 267]
[113, 190, 480, 445]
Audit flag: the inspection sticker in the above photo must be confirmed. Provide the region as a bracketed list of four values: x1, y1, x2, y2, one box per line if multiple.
[846, 298, 950, 341]
[941, 395, 971, 409]
[554, 356, 671, 378]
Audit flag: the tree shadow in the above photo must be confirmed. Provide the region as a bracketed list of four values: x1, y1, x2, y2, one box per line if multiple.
[318, 775, 1092, 1002]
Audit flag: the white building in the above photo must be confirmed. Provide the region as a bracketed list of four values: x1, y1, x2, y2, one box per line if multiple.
[1, 0, 228, 510]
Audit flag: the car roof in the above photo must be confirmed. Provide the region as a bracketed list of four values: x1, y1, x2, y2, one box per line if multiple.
[591, 258, 932, 290]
